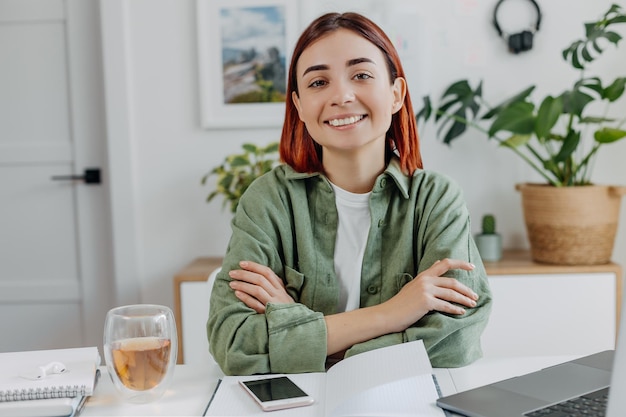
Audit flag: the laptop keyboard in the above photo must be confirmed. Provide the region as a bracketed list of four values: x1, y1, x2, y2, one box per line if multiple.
[524, 387, 609, 417]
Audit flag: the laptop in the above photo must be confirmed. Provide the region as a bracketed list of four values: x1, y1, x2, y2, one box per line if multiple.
[437, 307, 626, 416]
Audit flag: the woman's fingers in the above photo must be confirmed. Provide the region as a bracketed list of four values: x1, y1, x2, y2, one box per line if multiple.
[436, 276, 479, 302]
[398, 258, 481, 317]
[432, 282, 477, 309]
[232, 289, 266, 313]
[228, 261, 295, 308]
[429, 258, 476, 276]
[238, 261, 285, 288]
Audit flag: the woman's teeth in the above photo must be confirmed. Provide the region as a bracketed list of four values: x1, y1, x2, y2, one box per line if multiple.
[328, 115, 364, 127]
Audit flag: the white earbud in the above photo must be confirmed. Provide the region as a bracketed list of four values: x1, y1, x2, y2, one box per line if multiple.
[42, 361, 67, 375]
[20, 361, 67, 380]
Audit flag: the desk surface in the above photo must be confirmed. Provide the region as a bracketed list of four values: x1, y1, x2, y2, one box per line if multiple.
[82, 355, 577, 416]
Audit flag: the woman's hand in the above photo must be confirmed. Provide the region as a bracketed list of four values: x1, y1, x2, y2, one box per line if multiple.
[228, 261, 294, 313]
[382, 258, 479, 332]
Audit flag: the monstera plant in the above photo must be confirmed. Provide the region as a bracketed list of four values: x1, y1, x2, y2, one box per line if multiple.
[416, 3, 626, 187]
[416, 4, 626, 265]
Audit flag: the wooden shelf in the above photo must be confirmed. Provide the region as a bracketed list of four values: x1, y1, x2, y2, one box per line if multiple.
[484, 249, 623, 277]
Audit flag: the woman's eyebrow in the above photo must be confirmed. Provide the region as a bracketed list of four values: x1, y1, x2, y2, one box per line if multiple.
[347, 57, 375, 67]
[302, 64, 329, 77]
[301, 57, 375, 78]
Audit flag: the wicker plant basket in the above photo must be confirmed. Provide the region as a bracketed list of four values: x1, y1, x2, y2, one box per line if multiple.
[516, 184, 626, 265]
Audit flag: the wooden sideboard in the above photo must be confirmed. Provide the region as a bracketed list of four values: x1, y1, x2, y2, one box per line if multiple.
[173, 251, 623, 364]
[173, 257, 222, 364]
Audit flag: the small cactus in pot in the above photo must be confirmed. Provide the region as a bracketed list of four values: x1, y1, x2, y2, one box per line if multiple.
[475, 214, 502, 262]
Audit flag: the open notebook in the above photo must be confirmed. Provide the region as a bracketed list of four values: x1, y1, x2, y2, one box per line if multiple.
[204, 340, 445, 417]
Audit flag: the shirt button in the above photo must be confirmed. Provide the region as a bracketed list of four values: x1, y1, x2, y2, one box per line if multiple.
[378, 219, 384, 227]
[380, 178, 387, 188]
[367, 285, 379, 294]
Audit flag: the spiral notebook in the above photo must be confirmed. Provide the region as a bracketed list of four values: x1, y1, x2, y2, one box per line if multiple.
[0, 346, 100, 402]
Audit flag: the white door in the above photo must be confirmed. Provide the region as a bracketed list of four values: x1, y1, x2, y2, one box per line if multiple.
[0, 0, 113, 352]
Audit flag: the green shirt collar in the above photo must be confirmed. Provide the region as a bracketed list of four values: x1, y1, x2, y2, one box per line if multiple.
[281, 157, 411, 199]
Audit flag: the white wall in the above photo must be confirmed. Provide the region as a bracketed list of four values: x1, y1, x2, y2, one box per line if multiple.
[101, 0, 626, 309]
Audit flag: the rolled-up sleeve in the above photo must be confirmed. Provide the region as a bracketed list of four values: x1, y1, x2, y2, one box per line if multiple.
[207, 169, 330, 376]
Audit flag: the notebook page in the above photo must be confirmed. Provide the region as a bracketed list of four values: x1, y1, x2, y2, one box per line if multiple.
[328, 376, 445, 417]
[204, 373, 325, 417]
[325, 340, 435, 415]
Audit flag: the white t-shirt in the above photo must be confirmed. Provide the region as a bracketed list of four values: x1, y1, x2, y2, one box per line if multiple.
[330, 183, 371, 312]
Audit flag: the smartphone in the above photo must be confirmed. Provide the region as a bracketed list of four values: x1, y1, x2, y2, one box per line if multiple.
[239, 376, 315, 411]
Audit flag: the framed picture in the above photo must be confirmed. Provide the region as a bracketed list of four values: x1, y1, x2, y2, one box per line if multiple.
[197, 0, 299, 129]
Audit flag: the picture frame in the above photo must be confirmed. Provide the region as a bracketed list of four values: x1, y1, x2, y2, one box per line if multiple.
[196, 0, 299, 129]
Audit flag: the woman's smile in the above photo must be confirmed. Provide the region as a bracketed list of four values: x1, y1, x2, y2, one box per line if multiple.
[326, 114, 367, 127]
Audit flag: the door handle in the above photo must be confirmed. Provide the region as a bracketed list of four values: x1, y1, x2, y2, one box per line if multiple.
[51, 168, 101, 184]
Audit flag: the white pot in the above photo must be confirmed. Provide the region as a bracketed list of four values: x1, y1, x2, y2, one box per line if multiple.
[475, 233, 502, 262]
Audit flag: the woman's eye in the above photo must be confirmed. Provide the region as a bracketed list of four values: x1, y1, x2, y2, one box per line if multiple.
[355, 73, 372, 80]
[308, 79, 327, 88]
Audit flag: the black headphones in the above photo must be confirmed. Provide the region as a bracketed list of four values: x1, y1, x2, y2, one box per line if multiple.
[493, 0, 542, 54]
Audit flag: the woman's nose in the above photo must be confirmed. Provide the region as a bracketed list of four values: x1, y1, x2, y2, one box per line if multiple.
[330, 81, 355, 106]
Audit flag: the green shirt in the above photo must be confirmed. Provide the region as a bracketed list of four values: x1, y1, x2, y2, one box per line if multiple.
[207, 158, 492, 375]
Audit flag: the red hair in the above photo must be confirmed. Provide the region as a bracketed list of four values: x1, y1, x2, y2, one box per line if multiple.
[280, 12, 423, 174]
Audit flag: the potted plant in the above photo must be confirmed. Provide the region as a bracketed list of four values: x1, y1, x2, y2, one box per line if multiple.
[475, 214, 503, 262]
[417, 4, 626, 265]
[201, 142, 279, 213]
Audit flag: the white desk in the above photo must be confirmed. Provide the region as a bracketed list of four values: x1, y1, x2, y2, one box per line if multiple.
[81, 355, 577, 416]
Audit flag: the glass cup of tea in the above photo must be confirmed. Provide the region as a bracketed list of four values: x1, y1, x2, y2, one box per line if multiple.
[103, 304, 178, 403]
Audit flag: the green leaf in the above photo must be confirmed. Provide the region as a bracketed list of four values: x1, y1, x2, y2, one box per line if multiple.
[592, 39, 603, 54]
[482, 86, 535, 120]
[429, 79, 483, 143]
[603, 77, 626, 101]
[581, 46, 594, 62]
[604, 30, 622, 44]
[580, 116, 615, 123]
[576, 77, 603, 96]
[229, 155, 250, 167]
[594, 128, 626, 144]
[501, 134, 531, 148]
[415, 96, 432, 123]
[534, 96, 563, 140]
[554, 130, 580, 162]
[608, 15, 626, 24]
[571, 49, 583, 69]
[206, 191, 219, 202]
[488, 102, 535, 137]
[218, 173, 234, 189]
[242, 143, 258, 153]
[442, 115, 468, 145]
[561, 90, 594, 117]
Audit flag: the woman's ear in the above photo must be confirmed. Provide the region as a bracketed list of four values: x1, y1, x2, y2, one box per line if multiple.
[292, 91, 304, 121]
[391, 77, 407, 114]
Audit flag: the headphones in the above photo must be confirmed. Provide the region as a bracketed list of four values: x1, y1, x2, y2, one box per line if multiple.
[493, 0, 542, 54]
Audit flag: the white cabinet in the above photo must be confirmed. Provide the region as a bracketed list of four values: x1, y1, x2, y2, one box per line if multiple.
[481, 250, 622, 358]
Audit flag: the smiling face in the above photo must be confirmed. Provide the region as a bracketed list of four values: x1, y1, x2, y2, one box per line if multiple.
[291, 28, 405, 166]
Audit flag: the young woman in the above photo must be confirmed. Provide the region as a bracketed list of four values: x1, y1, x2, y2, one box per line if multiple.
[207, 12, 492, 376]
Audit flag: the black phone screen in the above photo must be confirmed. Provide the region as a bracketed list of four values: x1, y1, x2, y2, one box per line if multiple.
[242, 376, 309, 402]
